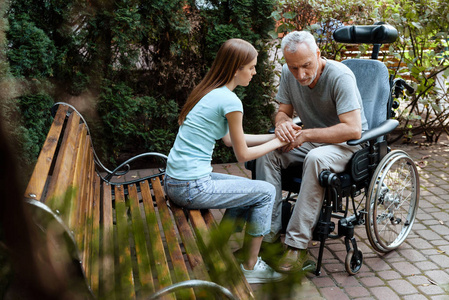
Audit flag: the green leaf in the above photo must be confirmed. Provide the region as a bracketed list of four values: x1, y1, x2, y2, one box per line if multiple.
[271, 11, 282, 21]
[283, 11, 297, 19]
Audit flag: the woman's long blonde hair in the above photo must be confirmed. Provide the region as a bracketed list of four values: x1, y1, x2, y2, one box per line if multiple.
[178, 38, 257, 125]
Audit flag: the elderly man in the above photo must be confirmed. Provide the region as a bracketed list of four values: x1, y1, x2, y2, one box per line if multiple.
[255, 30, 368, 273]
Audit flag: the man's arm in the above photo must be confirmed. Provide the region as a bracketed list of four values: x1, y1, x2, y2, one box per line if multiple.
[284, 109, 362, 151]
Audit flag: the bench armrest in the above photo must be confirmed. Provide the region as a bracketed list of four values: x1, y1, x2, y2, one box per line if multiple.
[148, 280, 238, 300]
[347, 119, 399, 146]
[101, 152, 168, 184]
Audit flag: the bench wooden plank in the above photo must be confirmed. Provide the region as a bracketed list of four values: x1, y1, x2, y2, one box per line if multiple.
[202, 210, 255, 299]
[45, 112, 81, 214]
[67, 124, 87, 231]
[101, 182, 116, 300]
[151, 177, 195, 299]
[187, 210, 237, 294]
[89, 173, 101, 295]
[72, 126, 89, 247]
[81, 141, 95, 283]
[114, 185, 136, 299]
[171, 204, 211, 281]
[128, 183, 155, 298]
[140, 180, 175, 300]
[24, 105, 68, 201]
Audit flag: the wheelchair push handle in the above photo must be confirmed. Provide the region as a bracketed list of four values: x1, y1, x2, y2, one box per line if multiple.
[393, 78, 415, 96]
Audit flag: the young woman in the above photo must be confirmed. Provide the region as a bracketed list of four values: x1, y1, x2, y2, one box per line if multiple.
[164, 38, 295, 283]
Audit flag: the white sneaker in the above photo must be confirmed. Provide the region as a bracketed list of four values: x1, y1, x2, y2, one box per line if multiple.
[241, 257, 286, 284]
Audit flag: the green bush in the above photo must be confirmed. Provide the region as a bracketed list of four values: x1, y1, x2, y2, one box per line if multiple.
[5, 0, 277, 165]
[378, 0, 449, 143]
[97, 80, 178, 164]
[16, 93, 54, 165]
[7, 16, 56, 78]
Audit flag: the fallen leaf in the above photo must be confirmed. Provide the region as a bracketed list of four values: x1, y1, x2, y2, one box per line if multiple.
[428, 279, 437, 285]
[437, 250, 445, 254]
[415, 160, 427, 168]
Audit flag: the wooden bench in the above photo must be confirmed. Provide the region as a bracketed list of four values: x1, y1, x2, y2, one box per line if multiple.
[23, 102, 254, 299]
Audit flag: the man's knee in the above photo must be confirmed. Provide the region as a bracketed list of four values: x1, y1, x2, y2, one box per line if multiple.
[303, 147, 326, 167]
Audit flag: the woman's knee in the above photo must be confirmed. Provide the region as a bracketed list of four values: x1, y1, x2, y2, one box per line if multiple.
[256, 181, 276, 207]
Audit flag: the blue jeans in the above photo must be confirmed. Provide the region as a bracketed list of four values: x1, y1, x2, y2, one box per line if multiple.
[164, 173, 275, 237]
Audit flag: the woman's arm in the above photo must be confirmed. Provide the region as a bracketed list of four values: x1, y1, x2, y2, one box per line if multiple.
[224, 111, 291, 163]
[222, 132, 277, 147]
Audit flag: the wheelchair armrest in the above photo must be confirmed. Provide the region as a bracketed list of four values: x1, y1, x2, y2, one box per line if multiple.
[347, 119, 399, 146]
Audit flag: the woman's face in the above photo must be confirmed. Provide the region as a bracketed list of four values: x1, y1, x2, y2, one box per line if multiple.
[234, 57, 257, 87]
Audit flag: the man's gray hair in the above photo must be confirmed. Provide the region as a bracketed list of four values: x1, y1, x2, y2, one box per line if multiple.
[281, 31, 318, 54]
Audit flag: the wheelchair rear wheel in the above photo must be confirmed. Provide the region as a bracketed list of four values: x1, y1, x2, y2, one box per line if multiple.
[365, 150, 420, 253]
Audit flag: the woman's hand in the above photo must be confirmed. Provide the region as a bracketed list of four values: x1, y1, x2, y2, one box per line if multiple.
[275, 120, 302, 143]
[277, 128, 302, 152]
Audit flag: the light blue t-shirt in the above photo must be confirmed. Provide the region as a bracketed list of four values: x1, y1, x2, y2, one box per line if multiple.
[166, 86, 243, 180]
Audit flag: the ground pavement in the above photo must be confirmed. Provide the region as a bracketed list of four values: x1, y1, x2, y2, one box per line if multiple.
[209, 137, 449, 300]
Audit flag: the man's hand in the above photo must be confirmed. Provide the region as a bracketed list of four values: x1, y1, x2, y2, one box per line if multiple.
[275, 121, 302, 143]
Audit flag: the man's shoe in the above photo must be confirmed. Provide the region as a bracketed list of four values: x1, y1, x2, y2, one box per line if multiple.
[277, 247, 309, 273]
[241, 257, 286, 284]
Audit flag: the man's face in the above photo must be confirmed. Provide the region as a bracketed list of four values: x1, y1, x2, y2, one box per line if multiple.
[284, 43, 320, 87]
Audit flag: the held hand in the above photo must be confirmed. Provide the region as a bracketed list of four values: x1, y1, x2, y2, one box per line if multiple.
[277, 130, 302, 152]
[275, 121, 302, 143]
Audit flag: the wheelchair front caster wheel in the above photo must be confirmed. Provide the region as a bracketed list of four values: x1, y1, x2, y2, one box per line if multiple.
[345, 249, 363, 275]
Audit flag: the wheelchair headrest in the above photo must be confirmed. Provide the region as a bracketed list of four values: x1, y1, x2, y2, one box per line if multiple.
[333, 24, 398, 44]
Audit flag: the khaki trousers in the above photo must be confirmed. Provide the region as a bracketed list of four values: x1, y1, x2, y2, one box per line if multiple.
[255, 142, 361, 249]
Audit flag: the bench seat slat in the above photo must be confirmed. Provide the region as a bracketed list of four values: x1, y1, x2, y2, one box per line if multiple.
[202, 210, 254, 299]
[171, 204, 211, 281]
[188, 210, 244, 298]
[115, 185, 136, 299]
[89, 173, 101, 295]
[151, 177, 195, 299]
[127, 183, 155, 297]
[101, 182, 116, 300]
[140, 180, 175, 300]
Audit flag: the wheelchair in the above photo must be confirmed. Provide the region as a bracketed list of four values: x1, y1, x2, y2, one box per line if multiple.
[247, 23, 420, 276]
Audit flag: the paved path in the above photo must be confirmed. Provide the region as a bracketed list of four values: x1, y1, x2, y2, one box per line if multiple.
[210, 140, 449, 299]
